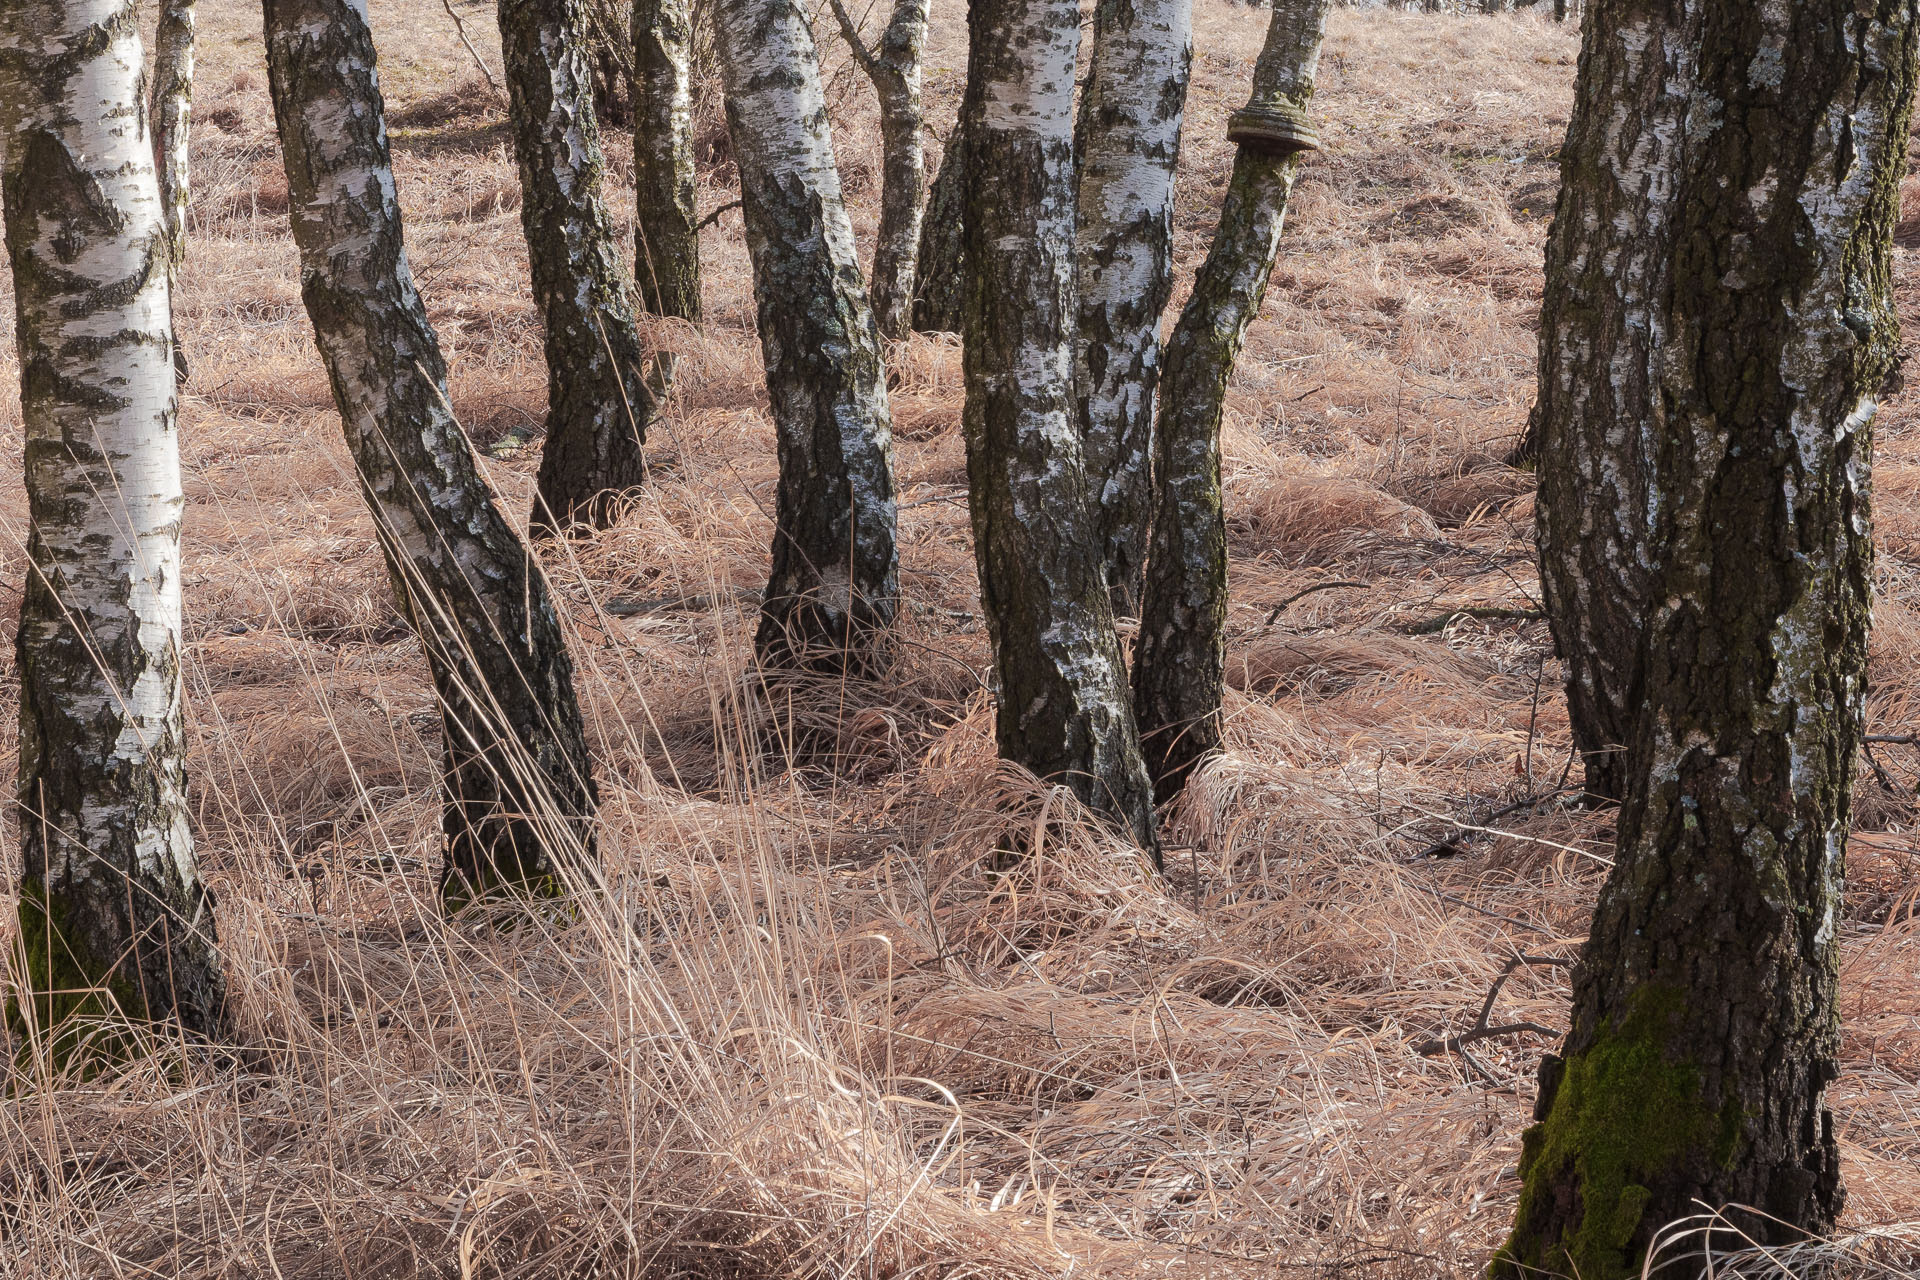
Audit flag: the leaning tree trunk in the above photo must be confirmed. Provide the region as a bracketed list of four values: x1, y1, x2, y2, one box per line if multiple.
[962, 0, 1159, 860]
[498, 0, 656, 533]
[713, 0, 899, 675]
[1073, 0, 1192, 613]
[632, 0, 702, 322]
[1132, 0, 1327, 804]
[152, 0, 194, 383]
[829, 0, 930, 341]
[910, 121, 966, 334]
[0, 0, 225, 1048]
[263, 0, 599, 908]
[1492, 2, 1918, 1277]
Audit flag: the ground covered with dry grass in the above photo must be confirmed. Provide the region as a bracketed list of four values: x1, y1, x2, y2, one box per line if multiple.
[0, 2, 1916, 1276]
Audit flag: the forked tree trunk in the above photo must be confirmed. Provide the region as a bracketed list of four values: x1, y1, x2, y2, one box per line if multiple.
[498, 0, 656, 533]
[962, 0, 1159, 859]
[829, 0, 930, 341]
[1132, 0, 1327, 804]
[1493, 2, 1918, 1276]
[632, 0, 702, 322]
[1073, 0, 1192, 613]
[263, 0, 599, 908]
[910, 121, 966, 334]
[0, 0, 224, 1048]
[713, 0, 899, 674]
[152, 0, 194, 383]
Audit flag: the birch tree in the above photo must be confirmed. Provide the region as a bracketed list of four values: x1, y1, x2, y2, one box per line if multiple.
[1074, 0, 1192, 612]
[1493, 1, 1918, 1274]
[829, 0, 930, 340]
[713, 0, 899, 674]
[153, 0, 194, 382]
[497, 0, 657, 532]
[1132, 0, 1326, 802]
[632, 0, 701, 322]
[961, 0, 1159, 858]
[263, 0, 600, 906]
[0, 0, 225, 1046]
[911, 123, 966, 334]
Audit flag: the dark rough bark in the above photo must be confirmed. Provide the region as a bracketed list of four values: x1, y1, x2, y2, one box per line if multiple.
[153, 0, 193, 383]
[498, 0, 656, 533]
[1493, 1, 1918, 1276]
[714, 0, 899, 675]
[1131, 0, 1327, 805]
[962, 0, 1159, 860]
[264, 0, 600, 908]
[910, 121, 966, 334]
[1073, 0, 1192, 613]
[1, 0, 225, 1049]
[632, 0, 702, 322]
[830, 0, 930, 341]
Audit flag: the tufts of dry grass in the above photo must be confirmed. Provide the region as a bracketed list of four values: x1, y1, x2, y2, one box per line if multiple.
[0, 2, 1913, 1277]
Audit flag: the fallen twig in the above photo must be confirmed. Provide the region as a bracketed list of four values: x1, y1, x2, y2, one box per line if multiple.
[440, 0, 505, 103]
[1417, 952, 1571, 1063]
[1405, 605, 1543, 635]
[1264, 579, 1367, 626]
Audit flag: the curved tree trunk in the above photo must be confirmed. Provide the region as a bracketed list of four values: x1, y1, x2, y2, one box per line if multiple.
[1493, 2, 1918, 1276]
[263, 0, 600, 908]
[153, 0, 194, 384]
[632, 0, 702, 322]
[1073, 0, 1192, 614]
[910, 121, 967, 335]
[830, 0, 930, 341]
[1131, 0, 1327, 804]
[962, 0, 1159, 860]
[498, 0, 656, 533]
[713, 0, 899, 675]
[0, 0, 224, 1049]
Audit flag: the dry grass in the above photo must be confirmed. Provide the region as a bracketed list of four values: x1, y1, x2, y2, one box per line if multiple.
[0, 1, 1914, 1276]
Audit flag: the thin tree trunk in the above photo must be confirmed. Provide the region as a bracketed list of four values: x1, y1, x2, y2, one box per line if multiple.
[829, 0, 930, 341]
[713, 0, 899, 675]
[0, 0, 224, 1048]
[911, 121, 966, 334]
[498, 0, 656, 533]
[263, 0, 600, 908]
[153, 0, 194, 383]
[1131, 0, 1327, 804]
[962, 0, 1159, 860]
[1073, 0, 1192, 614]
[632, 0, 702, 322]
[1493, 2, 1918, 1275]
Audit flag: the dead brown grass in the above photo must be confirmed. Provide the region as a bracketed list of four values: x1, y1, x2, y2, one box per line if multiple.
[0, 1, 1913, 1277]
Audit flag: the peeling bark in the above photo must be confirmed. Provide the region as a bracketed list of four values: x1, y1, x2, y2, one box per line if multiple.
[962, 0, 1159, 859]
[1495, 0, 1919, 1274]
[1132, 0, 1327, 804]
[497, 0, 656, 532]
[0, 0, 225, 1048]
[713, 0, 899, 674]
[263, 0, 599, 907]
[631, 0, 701, 322]
[1074, 0, 1192, 613]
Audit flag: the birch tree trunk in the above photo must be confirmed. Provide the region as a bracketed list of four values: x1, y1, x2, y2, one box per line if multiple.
[1131, 0, 1326, 803]
[0, 0, 224, 1047]
[1073, 0, 1192, 613]
[829, 0, 930, 341]
[263, 0, 599, 907]
[962, 0, 1159, 859]
[497, 0, 656, 533]
[153, 0, 194, 383]
[713, 0, 899, 674]
[910, 121, 966, 334]
[1494, 2, 1918, 1275]
[632, 0, 702, 322]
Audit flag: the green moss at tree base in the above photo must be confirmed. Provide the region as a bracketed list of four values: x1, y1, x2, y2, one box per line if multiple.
[7, 880, 151, 1075]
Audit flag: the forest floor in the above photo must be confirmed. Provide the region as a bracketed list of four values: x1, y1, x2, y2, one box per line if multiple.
[0, 2, 1916, 1277]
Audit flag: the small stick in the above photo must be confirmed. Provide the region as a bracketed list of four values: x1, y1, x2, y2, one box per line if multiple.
[1416, 953, 1571, 1059]
[1263, 579, 1367, 626]
[440, 0, 506, 103]
[1405, 605, 1543, 635]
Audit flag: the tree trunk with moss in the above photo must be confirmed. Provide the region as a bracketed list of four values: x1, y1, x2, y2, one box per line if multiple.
[498, 0, 655, 532]
[1493, 3, 1918, 1277]
[632, 0, 701, 322]
[714, 0, 899, 674]
[1131, 0, 1326, 804]
[1074, 0, 1192, 613]
[1, 0, 225, 1048]
[264, 0, 599, 907]
[911, 121, 966, 334]
[962, 0, 1159, 859]
[830, 0, 929, 341]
